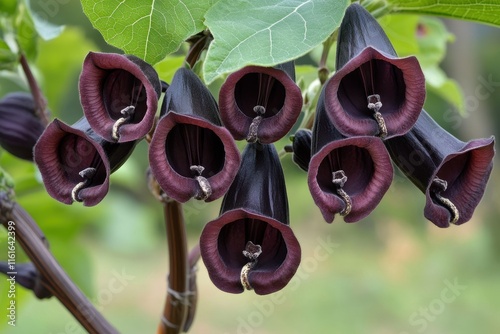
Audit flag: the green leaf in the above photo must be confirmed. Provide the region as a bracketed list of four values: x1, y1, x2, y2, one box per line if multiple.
[388, 0, 500, 27]
[15, 2, 38, 60]
[25, 0, 64, 40]
[424, 66, 465, 115]
[154, 55, 185, 83]
[80, 0, 217, 65]
[0, 0, 17, 15]
[203, 0, 349, 83]
[0, 39, 18, 70]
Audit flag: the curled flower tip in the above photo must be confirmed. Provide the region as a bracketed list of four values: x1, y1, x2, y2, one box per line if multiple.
[71, 167, 97, 202]
[190, 165, 212, 200]
[367, 94, 387, 138]
[112, 105, 135, 141]
[430, 177, 459, 225]
[246, 105, 266, 143]
[240, 241, 262, 291]
[332, 170, 352, 216]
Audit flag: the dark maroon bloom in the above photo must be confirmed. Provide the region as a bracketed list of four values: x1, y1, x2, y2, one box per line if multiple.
[200, 143, 301, 295]
[0, 92, 45, 161]
[34, 118, 135, 206]
[291, 129, 312, 172]
[385, 110, 495, 227]
[79, 52, 161, 143]
[149, 68, 240, 203]
[218, 62, 303, 143]
[308, 90, 393, 223]
[323, 3, 425, 139]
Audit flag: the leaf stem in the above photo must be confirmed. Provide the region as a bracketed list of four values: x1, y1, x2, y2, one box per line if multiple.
[19, 53, 50, 127]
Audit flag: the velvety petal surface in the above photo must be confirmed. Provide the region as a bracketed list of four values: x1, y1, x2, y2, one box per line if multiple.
[219, 64, 303, 143]
[149, 68, 240, 202]
[200, 143, 301, 295]
[79, 52, 161, 142]
[292, 129, 312, 172]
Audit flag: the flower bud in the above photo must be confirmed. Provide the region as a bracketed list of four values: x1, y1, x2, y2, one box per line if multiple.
[291, 129, 312, 172]
[0, 92, 45, 160]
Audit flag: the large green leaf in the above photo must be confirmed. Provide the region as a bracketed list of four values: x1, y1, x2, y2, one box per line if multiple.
[203, 0, 349, 83]
[388, 0, 500, 26]
[80, 0, 217, 65]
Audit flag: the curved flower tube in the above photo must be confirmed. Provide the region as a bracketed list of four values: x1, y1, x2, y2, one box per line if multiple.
[291, 129, 312, 172]
[200, 143, 301, 295]
[385, 110, 495, 227]
[308, 90, 393, 223]
[79, 52, 161, 143]
[323, 3, 425, 139]
[0, 92, 45, 161]
[149, 67, 240, 203]
[34, 118, 136, 206]
[218, 62, 303, 143]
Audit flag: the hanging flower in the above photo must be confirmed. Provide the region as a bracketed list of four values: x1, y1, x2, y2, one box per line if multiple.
[218, 62, 303, 143]
[385, 110, 495, 227]
[149, 67, 240, 202]
[308, 90, 393, 223]
[291, 129, 312, 172]
[323, 3, 425, 139]
[200, 143, 301, 295]
[34, 118, 135, 206]
[79, 52, 161, 143]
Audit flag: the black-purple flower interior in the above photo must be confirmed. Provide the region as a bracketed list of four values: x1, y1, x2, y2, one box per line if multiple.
[58, 134, 106, 186]
[165, 124, 225, 178]
[317, 146, 374, 195]
[434, 152, 471, 200]
[337, 59, 405, 119]
[234, 73, 286, 118]
[101, 70, 147, 123]
[217, 218, 287, 271]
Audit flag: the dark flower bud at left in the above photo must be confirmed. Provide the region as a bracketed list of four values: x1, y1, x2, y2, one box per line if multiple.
[0, 92, 45, 160]
[219, 62, 303, 143]
[34, 118, 136, 206]
[323, 3, 425, 139]
[149, 67, 240, 203]
[79, 52, 161, 143]
[291, 129, 312, 172]
[0, 262, 52, 299]
[200, 143, 301, 295]
[308, 90, 393, 223]
[385, 110, 495, 227]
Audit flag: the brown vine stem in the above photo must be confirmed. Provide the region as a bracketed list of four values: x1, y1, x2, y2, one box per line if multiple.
[157, 200, 189, 334]
[19, 53, 50, 127]
[1, 203, 118, 334]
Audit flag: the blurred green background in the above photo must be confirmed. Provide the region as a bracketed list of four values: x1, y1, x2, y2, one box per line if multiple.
[1, 2, 500, 333]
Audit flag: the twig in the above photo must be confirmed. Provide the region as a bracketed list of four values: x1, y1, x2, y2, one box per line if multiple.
[19, 53, 50, 127]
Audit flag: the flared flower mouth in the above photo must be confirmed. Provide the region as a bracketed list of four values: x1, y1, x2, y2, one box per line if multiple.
[149, 111, 240, 203]
[324, 47, 425, 139]
[200, 209, 301, 295]
[308, 136, 393, 223]
[79, 52, 161, 142]
[425, 137, 495, 227]
[34, 119, 111, 206]
[219, 65, 303, 143]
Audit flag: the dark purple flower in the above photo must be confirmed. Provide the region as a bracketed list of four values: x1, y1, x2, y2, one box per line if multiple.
[200, 143, 301, 295]
[218, 62, 303, 143]
[149, 67, 240, 203]
[385, 110, 495, 227]
[291, 129, 312, 172]
[323, 3, 425, 139]
[34, 118, 135, 206]
[79, 52, 161, 143]
[308, 90, 393, 223]
[0, 92, 45, 160]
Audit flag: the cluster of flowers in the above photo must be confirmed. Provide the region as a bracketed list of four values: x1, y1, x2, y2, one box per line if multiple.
[0, 4, 494, 295]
